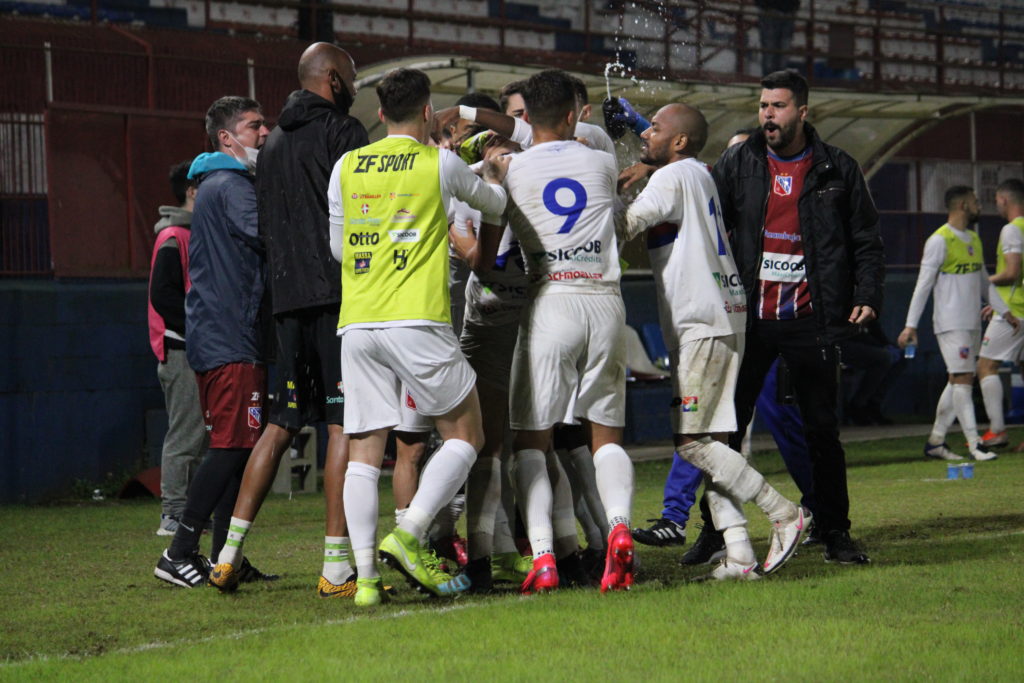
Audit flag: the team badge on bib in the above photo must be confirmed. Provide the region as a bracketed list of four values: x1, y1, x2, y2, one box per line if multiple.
[247, 406, 262, 429]
[354, 252, 371, 274]
[773, 175, 793, 196]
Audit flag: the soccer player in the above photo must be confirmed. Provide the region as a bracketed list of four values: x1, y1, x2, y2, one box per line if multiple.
[206, 42, 369, 597]
[976, 179, 1024, 448]
[622, 103, 808, 580]
[154, 96, 273, 588]
[327, 68, 509, 607]
[899, 185, 1010, 461]
[502, 69, 634, 593]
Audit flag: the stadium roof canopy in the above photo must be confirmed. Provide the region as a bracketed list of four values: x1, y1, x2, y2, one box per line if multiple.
[353, 55, 1024, 179]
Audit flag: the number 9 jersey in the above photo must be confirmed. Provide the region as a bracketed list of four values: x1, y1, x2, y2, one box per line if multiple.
[504, 140, 623, 295]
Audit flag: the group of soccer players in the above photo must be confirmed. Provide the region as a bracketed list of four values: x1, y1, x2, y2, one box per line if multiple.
[156, 54, 819, 604]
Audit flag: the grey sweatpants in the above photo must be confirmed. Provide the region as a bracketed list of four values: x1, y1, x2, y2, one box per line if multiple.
[157, 347, 208, 518]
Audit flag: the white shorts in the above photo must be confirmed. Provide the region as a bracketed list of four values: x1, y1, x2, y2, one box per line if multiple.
[341, 326, 476, 434]
[509, 292, 626, 431]
[669, 334, 744, 435]
[461, 320, 518, 393]
[396, 385, 433, 433]
[980, 317, 1024, 362]
[937, 329, 982, 374]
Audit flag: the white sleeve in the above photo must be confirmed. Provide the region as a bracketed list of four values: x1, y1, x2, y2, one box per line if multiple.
[982, 263, 1010, 315]
[510, 117, 534, 149]
[439, 148, 507, 226]
[327, 156, 345, 262]
[623, 168, 674, 241]
[904, 234, 945, 328]
[1000, 223, 1023, 254]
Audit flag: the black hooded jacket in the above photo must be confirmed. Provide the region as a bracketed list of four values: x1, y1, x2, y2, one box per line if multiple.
[711, 123, 885, 342]
[257, 89, 369, 315]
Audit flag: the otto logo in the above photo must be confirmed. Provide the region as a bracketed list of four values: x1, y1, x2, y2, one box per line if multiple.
[349, 232, 380, 246]
[360, 203, 370, 215]
[773, 174, 793, 196]
[247, 406, 262, 429]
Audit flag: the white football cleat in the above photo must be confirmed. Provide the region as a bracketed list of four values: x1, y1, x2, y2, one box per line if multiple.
[763, 506, 810, 575]
[924, 442, 963, 461]
[693, 558, 761, 582]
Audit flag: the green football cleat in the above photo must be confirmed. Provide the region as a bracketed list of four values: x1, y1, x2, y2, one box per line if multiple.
[491, 551, 532, 583]
[379, 528, 471, 597]
[354, 577, 387, 607]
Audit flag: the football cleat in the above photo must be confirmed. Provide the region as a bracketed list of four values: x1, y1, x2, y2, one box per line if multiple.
[520, 554, 559, 595]
[600, 523, 635, 593]
[237, 556, 279, 583]
[578, 546, 606, 582]
[154, 550, 211, 588]
[491, 552, 531, 583]
[762, 507, 810, 575]
[462, 556, 494, 594]
[208, 562, 240, 593]
[970, 445, 997, 461]
[632, 518, 687, 547]
[679, 525, 726, 566]
[432, 535, 469, 570]
[924, 442, 962, 461]
[354, 577, 388, 607]
[692, 558, 761, 582]
[980, 430, 1008, 448]
[823, 530, 870, 565]
[317, 574, 358, 599]
[379, 528, 471, 597]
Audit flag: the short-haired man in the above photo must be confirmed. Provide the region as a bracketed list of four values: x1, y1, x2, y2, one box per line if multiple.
[899, 185, 1009, 462]
[206, 43, 370, 596]
[502, 69, 635, 593]
[327, 68, 509, 606]
[155, 96, 273, 587]
[149, 160, 206, 537]
[623, 103, 807, 579]
[712, 69, 885, 565]
[976, 179, 1024, 449]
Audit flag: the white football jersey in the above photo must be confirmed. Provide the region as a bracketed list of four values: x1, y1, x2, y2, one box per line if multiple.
[504, 140, 622, 295]
[625, 157, 746, 347]
[451, 198, 529, 327]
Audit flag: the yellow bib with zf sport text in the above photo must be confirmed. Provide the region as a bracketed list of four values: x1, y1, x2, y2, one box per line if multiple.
[935, 224, 983, 275]
[338, 137, 449, 328]
[995, 217, 1024, 317]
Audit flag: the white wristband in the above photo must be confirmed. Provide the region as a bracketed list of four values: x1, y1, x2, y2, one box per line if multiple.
[459, 105, 477, 123]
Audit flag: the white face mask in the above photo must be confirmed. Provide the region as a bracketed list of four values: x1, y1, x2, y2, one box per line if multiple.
[227, 131, 259, 173]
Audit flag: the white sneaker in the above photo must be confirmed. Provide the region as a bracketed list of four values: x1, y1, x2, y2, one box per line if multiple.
[970, 447, 997, 461]
[693, 558, 761, 582]
[924, 442, 963, 461]
[763, 506, 810, 575]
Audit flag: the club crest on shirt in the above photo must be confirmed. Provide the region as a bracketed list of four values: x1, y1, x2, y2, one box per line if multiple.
[967, 245, 975, 256]
[773, 175, 793, 196]
[247, 406, 262, 429]
[959, 346, 970, 359]
[354, 252, 371, 274]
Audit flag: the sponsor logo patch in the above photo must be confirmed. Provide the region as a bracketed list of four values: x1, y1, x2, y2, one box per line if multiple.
[360, 203, 370, 215]
[681, 396, 699, 412]
[759, 251, 806, 283]
[392, 208, 417, 223]
[389, 228, 420, 243]
[354, 252, 372, 274]
[406, 392, 417, 410]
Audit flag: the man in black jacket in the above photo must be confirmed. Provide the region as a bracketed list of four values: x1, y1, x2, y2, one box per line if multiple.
[207, 43, 370, 596]
[712, 69, 884, 564]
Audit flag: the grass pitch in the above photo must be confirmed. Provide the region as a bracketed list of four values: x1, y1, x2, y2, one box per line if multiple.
[1, 432, 1022, 680]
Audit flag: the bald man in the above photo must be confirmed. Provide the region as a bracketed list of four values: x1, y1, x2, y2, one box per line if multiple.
[622, 104, 808, 581]
[207, 42, 370, 596]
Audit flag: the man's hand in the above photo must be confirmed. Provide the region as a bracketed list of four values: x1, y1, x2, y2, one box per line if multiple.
[1004, 311, 1021, 332]
[618, 162, 654, 191]
[897, 326, 917, 349]
[448, 220, 477, 263]
[848, 305, 877, 325]
[433, 106, 462, 142]
[981, 304, 994, 322]
[483, 154, 511, 184]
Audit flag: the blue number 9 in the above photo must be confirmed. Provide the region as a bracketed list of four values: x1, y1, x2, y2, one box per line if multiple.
[543, 178, 588, 234]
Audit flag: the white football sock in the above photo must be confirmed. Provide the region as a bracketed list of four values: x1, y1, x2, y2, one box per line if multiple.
[548, 452, 580, 558]
[466, 454, 500, 560]
[929, 383, 956, 445]
[722, 526, 756, 565]
[322, 535, 353, 584]
[401, 438, 476, 541]
[513, 448, 553, 559]
[593, 443, 633, 529]
[980, 374, 1005, 434]
[394, 507, 407, 528]
[215, 516, 250, 567]
[951, 382, 980, 448]
[559, 446, 606, 549]
[344, 461, 381, 580]
[706, 485, 747, 530]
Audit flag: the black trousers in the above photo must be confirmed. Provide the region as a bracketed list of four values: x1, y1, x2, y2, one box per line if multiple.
[728, 317, 851, 534]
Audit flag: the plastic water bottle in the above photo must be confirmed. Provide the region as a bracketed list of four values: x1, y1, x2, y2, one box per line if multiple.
[904, 343, 917, 359]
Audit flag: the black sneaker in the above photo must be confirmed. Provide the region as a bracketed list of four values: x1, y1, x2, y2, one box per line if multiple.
[679, 525, 725, 566]
[154, 550, 211, 588]
[578, 546, 605, 582]
[237, 556, 280, 583]
[462, 556, 494, 594]
[801, 519, 823, 546]
[557, 552, 594, 589]
[823, 530, 870, 565]
[632, 518, 687, 547]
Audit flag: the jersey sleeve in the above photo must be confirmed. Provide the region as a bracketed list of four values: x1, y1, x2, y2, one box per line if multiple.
[1000, 223, 1024, 254]
[623, 166, 676, 241]
[510, 117, 534, 149]
[904, 234, 945, 328]
[439, 148, 507, 226]
[327, 155, 346, 262]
